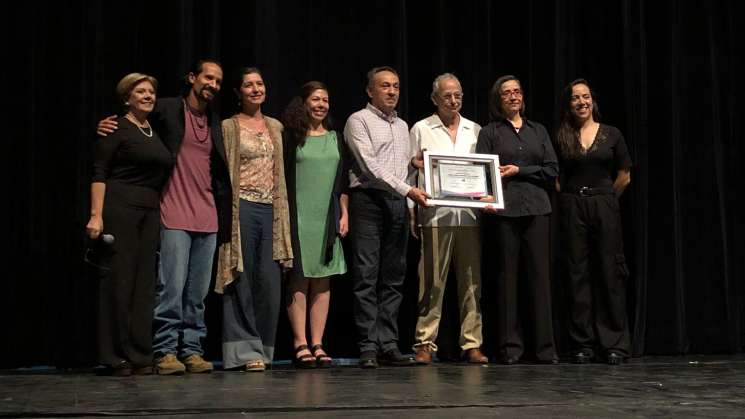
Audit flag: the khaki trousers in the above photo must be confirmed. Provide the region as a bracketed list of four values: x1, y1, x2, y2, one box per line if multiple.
[414, 227, 483, 352]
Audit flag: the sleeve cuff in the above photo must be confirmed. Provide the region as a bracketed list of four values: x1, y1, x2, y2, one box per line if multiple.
[395, 183, 413, 198]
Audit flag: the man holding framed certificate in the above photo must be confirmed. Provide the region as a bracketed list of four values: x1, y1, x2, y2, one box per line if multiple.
[408, 73, 488, 364]
[344, 66, 430, 369]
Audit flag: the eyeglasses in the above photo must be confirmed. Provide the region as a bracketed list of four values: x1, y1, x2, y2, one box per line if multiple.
[439, 92, 463, 101]
[500, 89, 523, 98]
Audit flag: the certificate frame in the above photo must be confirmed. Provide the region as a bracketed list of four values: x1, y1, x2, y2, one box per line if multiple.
[422, 151, 504, 209]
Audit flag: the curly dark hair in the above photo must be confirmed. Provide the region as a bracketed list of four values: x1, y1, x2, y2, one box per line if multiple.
[281, 81, 333, 148]
[556, 78, 602, 160]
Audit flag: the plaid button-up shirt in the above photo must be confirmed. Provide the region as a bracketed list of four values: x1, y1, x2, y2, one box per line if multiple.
[344, 103, 415, 197]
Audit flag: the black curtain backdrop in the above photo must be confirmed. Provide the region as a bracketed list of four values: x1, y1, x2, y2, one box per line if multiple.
[5, 0, 744, 368]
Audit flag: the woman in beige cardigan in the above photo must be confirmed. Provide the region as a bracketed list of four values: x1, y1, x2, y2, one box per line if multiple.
[216, 67, 293, 371]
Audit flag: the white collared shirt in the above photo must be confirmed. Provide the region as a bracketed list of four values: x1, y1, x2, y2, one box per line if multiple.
[409, 113, 481, 227]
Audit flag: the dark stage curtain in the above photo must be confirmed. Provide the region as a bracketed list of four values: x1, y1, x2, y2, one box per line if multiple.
[4, 0, 744, 368]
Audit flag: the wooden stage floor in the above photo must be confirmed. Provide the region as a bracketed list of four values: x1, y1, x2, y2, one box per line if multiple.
[2, 356, 745, 417]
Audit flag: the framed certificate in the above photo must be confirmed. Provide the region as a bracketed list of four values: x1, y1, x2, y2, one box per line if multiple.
[423, 151, 504, 209]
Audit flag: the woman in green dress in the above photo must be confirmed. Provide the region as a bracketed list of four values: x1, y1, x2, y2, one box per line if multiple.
[281, 81, 348, 368]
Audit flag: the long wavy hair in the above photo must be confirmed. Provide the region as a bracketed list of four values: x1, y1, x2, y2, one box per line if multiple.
[556, 78, 602, 159]
[281, 81, 333, 148]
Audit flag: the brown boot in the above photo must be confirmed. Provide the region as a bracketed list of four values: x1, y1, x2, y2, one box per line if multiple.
[182, 354, 213, 373]
[414, 346, 434, 364]
[155, 354, 186, 375]
[463, 348, 488, 364]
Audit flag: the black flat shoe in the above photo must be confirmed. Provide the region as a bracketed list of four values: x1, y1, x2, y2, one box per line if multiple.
[537, 358, 559, 365]
[110, 361, 132, 377]
[359, 351, 378, 369]
[293, 344, 317, 369]
[607, 352, 624, 365]
[378, 348, 417, 367]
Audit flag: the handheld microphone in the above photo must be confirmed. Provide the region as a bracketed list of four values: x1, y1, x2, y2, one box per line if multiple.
[84, 233, 116, 272]
[98, 234, 115, 245]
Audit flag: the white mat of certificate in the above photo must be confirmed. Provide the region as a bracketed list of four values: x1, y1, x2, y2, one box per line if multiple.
[438, 163, 488, 197]
[423, 151, 504, 209]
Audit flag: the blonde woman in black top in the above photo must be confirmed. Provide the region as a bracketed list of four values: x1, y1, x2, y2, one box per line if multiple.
[555, 79, 631, 365]
[87, 73, 173, 376]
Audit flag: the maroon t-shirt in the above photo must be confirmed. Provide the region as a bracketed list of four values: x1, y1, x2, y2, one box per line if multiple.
[159, 106, 218, 232]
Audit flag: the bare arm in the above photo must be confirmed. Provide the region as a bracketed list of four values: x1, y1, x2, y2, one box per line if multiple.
[614, 169, 631, 196]
[406, 124, 430, 206]
[410, 149, 425, 169]
[86, 182, 106, 239]
[339, 193, 349, 237]
[408, 207, 419, 239]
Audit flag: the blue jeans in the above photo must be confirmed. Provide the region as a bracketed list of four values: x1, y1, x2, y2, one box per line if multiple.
[153, 228, 216, 358]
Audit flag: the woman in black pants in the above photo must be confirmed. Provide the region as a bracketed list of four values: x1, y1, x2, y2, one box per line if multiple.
[476, 75, 559, 364]
[555, 79, 631, 365]
[87, 73, 173, 376]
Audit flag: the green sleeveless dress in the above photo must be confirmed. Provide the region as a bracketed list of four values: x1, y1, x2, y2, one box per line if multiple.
[295, 131, 347, 277]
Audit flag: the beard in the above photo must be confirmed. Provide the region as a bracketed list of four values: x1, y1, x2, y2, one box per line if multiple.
[199, 86, 217, 103]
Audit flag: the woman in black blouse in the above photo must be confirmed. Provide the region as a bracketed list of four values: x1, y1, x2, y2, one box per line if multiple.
[476, 75, 559, 364]
[86, 73, 173, 376]
[555, 79, 631, 365]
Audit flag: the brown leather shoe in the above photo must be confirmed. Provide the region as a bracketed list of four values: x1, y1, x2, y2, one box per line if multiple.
[414, 346, 434, 364]
[463, 348, 488, 364]
[132, 365, 154, 375]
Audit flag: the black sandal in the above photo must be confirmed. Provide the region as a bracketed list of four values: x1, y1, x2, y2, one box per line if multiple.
[293, 344, 317, 369]
[311, 344, 333, 368]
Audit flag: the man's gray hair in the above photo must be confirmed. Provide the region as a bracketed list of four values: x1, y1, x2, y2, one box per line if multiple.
[431, 73, 461, 100]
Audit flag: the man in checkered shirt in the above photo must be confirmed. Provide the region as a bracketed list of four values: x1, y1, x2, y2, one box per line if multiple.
[344, 66, 430, 369]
